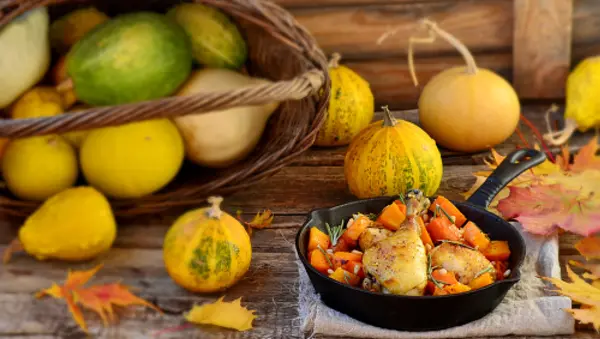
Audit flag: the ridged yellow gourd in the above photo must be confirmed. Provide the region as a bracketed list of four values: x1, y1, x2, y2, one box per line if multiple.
[163, 196, 252, 293]
[344, 107, 443, 198]
[315, 53, 374, 147]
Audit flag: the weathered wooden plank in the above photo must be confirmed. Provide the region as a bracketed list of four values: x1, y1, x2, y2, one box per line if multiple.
[293, 106, 595, 167]
[513, 0, 573, 98]
[344, 53, 511, 109]
[572, 0, 600, 63]
[291, 1, 513, 59]
[275, 0, 448, 7]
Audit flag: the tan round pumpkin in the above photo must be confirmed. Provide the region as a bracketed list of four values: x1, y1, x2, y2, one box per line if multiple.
[344, 107, 443, 198]
[315, 53, 374, 147]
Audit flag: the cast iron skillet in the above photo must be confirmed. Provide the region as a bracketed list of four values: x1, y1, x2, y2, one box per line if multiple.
[295, 148, 546, 331]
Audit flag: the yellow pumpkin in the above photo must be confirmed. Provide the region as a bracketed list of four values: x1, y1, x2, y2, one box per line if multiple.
[411, 19, 520, 153]
[344, 107, 443, 198]
[315, 53, 374, 147]
[163, 196, 252, 293]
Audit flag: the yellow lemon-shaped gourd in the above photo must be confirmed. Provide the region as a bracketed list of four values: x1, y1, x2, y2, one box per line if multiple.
[80, 119, 184, 199]
[2, 135, 78, 201]
[344, 107, 443, 198]
[163, 196, 252, 293]
[315, 53, 375, 147]
[10, 86, 64, 119]
[8, 186, 116, 262]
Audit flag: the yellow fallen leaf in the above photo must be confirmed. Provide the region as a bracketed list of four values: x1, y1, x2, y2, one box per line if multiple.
[543, 265, 600, 330]
[185, 297, 256, 331]
[236, 209, 274, 236]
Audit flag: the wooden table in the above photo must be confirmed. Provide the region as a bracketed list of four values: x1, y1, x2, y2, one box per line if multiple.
[0, 106, 596, 338]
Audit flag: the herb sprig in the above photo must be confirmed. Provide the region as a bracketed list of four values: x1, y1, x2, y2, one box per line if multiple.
[325, 219, 346, 246]
[439, 240, 476, 251]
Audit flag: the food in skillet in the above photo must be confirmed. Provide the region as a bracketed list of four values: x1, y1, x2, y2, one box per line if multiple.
[307, 189, 511, 296]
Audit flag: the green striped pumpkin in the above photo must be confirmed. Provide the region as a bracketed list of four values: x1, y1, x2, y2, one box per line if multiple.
[315, 54, 374, 147]
[344, 107, 443, 198]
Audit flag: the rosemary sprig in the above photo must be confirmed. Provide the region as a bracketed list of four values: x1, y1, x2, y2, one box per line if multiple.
[317, 244, 333, 268]
[427, 254, 447, 289]
[366, 213, 378, 221]
[434, 204, 455, 224]
[439, 240, 476, 251]
[325, 219, 345, 246]
[397, 194, 405, 204]
[343, 271, 351, 285]
[474, 266, 494, 279]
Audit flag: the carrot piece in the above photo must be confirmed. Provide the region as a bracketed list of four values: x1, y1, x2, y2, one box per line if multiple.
[310, 249, 331, 274]
[328, 267, 361, 286]
[469, 272, 495, 290]
[416, 216, 434, 249]
[308, 227, 330, 252]
[426, 217, 462, 243]
[333, 236, 353, 252]
[429, 196, 467, 227]
[443, 282, 472, 294]
[482, 241, 511, 261]
[495, 261, 508, 281]
[431, 269, 458, 285]
[432, 285, 449, 296]
[342, 215, 371, 241]
[376, 202, 406, 231]
[333, 251, 362, 262]
[463, 221, 490, 251]
[394, 200, 407, 216]
[342, 260, 365, 279]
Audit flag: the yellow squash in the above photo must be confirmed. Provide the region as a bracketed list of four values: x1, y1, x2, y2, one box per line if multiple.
[163, 196, 252, 293]
[315, 53, 375, 147]
[344, 106, 443, 198]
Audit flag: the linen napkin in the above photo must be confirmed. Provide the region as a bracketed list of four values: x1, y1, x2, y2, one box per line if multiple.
[296, 222, 575, 338]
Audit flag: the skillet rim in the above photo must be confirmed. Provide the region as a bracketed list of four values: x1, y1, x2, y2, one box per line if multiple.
[295, 195, 527, 300]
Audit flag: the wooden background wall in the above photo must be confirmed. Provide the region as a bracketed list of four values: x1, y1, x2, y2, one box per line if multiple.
[272, 0, 599, 109]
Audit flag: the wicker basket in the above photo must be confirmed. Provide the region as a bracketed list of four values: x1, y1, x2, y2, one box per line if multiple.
[0, 0, 330, 217]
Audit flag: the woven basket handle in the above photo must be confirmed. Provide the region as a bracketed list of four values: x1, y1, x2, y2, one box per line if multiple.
[0, 69, 325, 138]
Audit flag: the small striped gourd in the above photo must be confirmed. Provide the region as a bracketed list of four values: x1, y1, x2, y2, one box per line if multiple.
[315, 53, 374, 147]
[344, 107, 443, 198]
[163, 196, 251, 293]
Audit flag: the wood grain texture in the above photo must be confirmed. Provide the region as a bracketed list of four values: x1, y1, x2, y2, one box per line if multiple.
[513, 0, 573, 98]
[290, 1, 513, 59]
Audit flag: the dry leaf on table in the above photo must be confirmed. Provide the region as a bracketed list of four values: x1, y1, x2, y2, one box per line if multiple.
[36, 264, 161, 333]
[466, 136, 600, 236]
[237, 209, 274, 236]
[496, 184, 600, 236]
[543, 265, 600, 331]
[184, 296, 256, 331]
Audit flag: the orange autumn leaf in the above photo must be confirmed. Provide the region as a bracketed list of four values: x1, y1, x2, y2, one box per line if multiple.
[496, 184, 600, 236]
[36, 264, 161, 333]
[542, 265, 600, 331]
[237, 209, 274, 236]
[569, 136, 600, 173]
[575, 236, 600, 260]
[184, 296, 256, 331]
[570, 260, 600, 278]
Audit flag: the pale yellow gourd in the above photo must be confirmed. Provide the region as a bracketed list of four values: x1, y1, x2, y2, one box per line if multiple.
[0, 7, 51, 109]
[174, 69, 280, 168]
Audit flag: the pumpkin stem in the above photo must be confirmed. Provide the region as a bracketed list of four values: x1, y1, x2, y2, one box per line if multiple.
[207, 196, 224, 219]
[543, 104, 577, 146]
[420, 19, 478, 76]
[2, 239, 23, 264]
[408, 28, 437, 87]
[328, 53, 342, 68]
[382, 106, 397, 127]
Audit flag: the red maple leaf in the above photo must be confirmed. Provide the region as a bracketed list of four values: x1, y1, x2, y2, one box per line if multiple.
[497, 184, 600, 236]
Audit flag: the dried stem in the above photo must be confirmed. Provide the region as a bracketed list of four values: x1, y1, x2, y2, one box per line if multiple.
[56, 78, 74, 93]
[408, 19, 478, 87]
[207, 196, 223, 219]
[382, 106, 397, 127]
[328, 53, 342, 68]
[543, 104, 578, 146]
[2, 239, 23, 264]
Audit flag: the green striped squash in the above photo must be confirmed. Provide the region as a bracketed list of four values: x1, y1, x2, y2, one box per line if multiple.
[344, 107, 443, 198]
[315, 54, 374, 147]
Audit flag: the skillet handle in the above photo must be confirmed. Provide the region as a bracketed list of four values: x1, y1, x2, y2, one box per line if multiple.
[467, 149, 547, 208]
